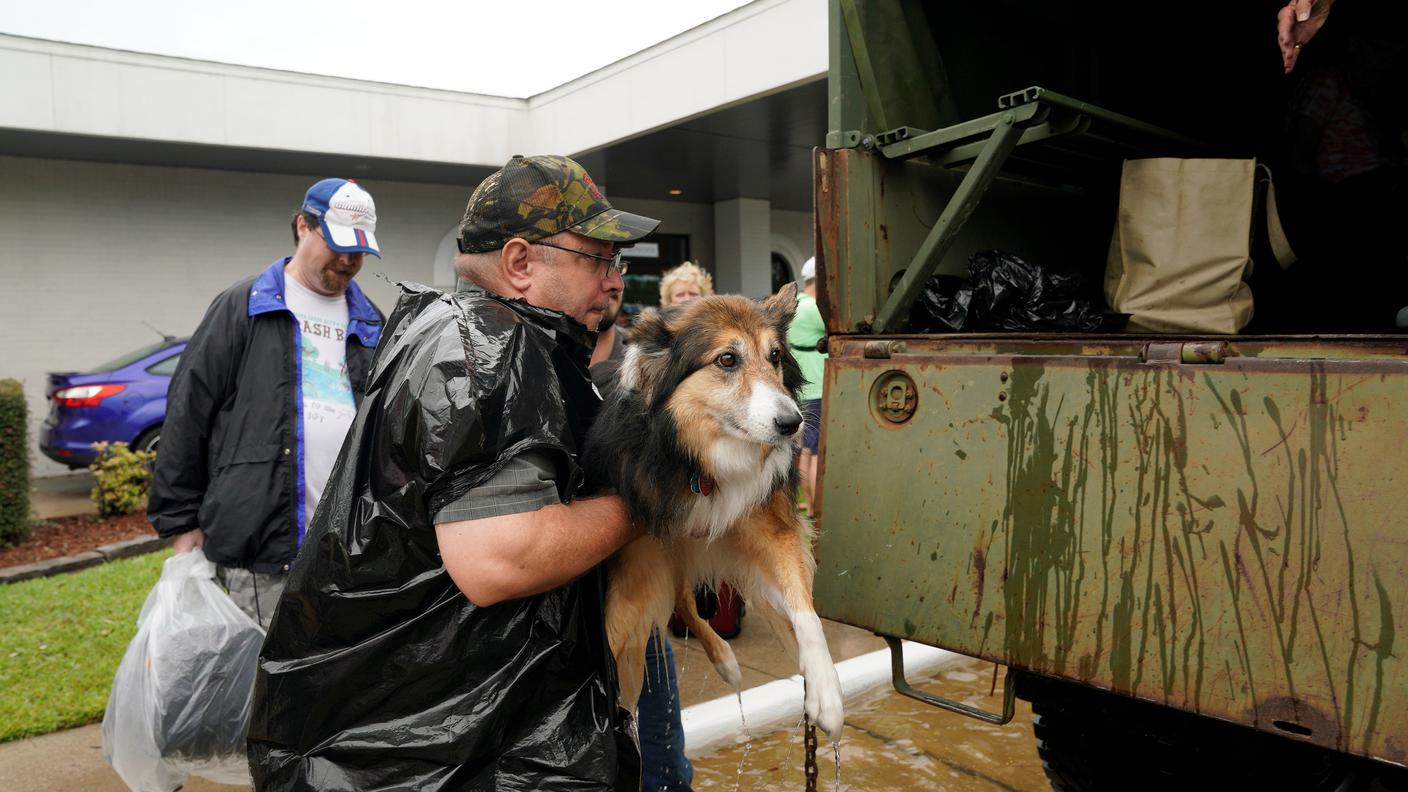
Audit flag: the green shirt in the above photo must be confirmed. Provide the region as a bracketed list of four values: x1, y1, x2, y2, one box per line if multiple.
[787, 292, 827, 402]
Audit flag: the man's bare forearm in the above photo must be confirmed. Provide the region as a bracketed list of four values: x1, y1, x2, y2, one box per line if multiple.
[509, 496, 636, 592]
[436, 495, 639, 606]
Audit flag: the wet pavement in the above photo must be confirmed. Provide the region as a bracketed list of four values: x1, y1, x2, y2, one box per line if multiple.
[687, 658, 1045, 791]
[673, 617, 1047, 791]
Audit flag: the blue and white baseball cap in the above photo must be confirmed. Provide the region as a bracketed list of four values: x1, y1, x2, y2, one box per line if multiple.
[302, 178, 381, 257]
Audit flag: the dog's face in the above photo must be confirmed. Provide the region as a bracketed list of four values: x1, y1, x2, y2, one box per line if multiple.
[622, 284, 806, 452]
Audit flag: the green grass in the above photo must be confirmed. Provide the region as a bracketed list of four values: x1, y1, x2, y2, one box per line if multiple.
[0, 551, 169, 742]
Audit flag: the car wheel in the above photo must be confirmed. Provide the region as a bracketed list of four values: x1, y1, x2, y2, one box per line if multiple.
[134, 425, 162, 455]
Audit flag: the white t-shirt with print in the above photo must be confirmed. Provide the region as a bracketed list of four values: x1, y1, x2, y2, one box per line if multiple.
[284, 274, 358, 526]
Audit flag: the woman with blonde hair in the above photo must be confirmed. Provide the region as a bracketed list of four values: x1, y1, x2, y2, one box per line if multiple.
[659, 261, 714, 306]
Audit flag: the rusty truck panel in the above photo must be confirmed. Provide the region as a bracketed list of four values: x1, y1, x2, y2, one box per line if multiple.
[815, 3, 1407, 774]
[813, 339, 1407, 764]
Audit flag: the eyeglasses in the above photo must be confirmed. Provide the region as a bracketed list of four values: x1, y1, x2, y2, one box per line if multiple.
[533, 241, 629, 276]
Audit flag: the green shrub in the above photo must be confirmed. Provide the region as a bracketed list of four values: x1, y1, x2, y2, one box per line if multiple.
[0, 379, 30, 548]
[90, 442, 156, 519]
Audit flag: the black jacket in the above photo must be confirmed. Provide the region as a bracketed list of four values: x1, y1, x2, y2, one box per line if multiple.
[148, 259, 382, 572]
[249, 283, 639, 792]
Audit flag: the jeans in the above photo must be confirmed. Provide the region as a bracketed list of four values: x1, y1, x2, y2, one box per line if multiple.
[638, 629, 694, 791]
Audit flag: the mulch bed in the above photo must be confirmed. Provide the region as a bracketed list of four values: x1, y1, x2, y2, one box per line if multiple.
[0, 513, 152, 569]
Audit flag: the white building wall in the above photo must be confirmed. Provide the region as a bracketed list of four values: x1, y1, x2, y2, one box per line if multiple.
[713, 198, 773, 298]
[0, 0, 826, 169]
[528, 0, 826, 156]
[0, 155, 466, 475]
[0, 35, 526, 167]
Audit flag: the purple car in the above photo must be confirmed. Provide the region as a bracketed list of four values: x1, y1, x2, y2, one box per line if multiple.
[39, 337, 187, 469]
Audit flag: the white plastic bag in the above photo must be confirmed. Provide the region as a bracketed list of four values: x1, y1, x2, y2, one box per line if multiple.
[102, 550, 265, 791]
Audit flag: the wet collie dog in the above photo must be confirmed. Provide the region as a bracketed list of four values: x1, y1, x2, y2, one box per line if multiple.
[584, 284, 844, 739]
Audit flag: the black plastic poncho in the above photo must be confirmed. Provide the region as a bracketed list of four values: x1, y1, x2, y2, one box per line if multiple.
[248, 283, 639, 792]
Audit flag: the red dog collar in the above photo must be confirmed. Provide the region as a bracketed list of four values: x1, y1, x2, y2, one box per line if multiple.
[690, 471, 715, 497]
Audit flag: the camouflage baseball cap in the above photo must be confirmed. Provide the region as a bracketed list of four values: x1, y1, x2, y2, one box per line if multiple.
[457, 155, 660, 254]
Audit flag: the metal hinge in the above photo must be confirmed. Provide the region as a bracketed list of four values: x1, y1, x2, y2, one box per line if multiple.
[1141, 341, 1232, 365]
[863, 340, 907, 359]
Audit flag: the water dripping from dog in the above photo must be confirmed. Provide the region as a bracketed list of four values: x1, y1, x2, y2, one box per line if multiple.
[731, 689, 752, 792]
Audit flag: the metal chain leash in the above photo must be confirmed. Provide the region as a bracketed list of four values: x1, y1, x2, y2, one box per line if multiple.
[804, 718, 818, 792]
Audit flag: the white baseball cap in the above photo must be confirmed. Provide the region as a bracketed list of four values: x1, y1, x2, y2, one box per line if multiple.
[801, 256, 816, 280]
[302, 178, 381, 257]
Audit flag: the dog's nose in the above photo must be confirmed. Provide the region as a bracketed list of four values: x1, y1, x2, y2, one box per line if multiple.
[774, 410, 803, 437]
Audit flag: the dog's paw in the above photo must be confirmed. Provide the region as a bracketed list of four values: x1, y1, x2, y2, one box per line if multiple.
[713, 643, 743, 688]
[804, 664, 845, 740]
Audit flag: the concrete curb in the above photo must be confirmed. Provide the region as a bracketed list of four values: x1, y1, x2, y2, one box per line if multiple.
[0, 536, 169, 585]
[681, 641, 965, 757]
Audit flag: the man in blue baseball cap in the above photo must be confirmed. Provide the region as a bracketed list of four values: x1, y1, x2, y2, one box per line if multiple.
[149, 178, 385, 628]
[299, 177, 381, 264]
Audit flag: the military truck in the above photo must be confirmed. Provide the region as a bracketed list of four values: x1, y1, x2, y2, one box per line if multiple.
[810, 2, 1406, 789]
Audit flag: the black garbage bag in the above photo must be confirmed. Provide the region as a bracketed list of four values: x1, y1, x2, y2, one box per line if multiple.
[912, 250, 1128, 332]
[249, 282, 640, 792]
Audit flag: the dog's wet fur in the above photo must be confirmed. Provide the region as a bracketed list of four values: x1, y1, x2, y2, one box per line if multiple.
[584, 284, 844, 739]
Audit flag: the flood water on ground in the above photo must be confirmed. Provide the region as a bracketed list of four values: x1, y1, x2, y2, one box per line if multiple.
[689, 658, 1050, 791]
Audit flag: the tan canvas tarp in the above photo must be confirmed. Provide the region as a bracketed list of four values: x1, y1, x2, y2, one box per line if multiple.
[1105, 158, 1259, 334]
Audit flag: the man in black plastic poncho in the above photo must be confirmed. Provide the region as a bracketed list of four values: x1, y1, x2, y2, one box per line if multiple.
[248, 155, 660, 791]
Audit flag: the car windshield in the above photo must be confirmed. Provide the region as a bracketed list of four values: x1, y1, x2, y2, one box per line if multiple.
[83, 340, 174, 374]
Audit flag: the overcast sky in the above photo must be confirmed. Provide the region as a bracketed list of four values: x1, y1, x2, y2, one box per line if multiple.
[0, 0, 754, 98]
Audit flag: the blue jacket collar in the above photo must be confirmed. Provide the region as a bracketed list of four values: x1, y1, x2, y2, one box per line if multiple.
[249, 258, 382, 348]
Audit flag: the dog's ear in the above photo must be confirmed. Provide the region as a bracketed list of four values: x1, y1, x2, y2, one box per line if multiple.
[626, 307, 674, 353]
[763, 282, 799, 326]
[623, 307, 679, 405]
[764, 284, 806, 397]
[780, 349, 805, 397]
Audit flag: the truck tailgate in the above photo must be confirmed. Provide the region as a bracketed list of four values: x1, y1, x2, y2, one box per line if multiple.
[814, 335, 1407, 765]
